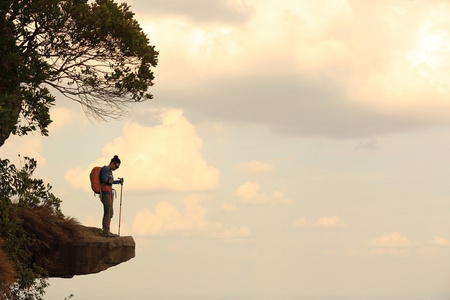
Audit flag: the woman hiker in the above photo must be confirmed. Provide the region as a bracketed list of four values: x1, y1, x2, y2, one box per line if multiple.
[100, 155, 124, 237]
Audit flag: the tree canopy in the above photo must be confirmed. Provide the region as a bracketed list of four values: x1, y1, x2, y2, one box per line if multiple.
[0, 0, 158, 147]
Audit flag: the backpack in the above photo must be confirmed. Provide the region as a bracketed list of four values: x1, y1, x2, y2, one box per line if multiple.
[90, 166, 103, 194]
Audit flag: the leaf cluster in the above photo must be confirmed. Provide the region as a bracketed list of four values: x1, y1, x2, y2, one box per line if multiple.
[0, 0, 158, 142]
[0, 0, 55, 141]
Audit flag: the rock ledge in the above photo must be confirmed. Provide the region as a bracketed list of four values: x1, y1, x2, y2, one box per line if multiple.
[38, 226, 135, 278]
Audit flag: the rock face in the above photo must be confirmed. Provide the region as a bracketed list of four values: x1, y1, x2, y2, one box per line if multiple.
[36, 226, 135, 278]
[7, 206, 135, 279]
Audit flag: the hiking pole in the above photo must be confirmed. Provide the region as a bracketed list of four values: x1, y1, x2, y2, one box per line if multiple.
[108, 192, 112, 236]
[118, 179, 123, 236]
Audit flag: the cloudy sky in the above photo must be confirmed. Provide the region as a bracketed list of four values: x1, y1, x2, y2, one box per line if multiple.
[2, 0, 450, 299]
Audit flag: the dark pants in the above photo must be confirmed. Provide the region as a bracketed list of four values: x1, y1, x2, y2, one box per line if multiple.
[100, 193, 114, 234]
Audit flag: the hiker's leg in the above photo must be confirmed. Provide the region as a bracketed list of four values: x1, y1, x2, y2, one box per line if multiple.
[101, 194, 110, 234]
[110, 194, 114, 220]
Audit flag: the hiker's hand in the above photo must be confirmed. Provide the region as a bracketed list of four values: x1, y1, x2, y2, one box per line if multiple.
[120, 178, 124, 185]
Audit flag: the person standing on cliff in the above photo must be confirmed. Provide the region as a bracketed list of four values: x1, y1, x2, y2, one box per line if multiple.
[100, 155, 124, 237]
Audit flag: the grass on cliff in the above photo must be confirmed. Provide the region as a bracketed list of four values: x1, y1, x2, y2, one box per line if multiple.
[0, 156, 79, 300]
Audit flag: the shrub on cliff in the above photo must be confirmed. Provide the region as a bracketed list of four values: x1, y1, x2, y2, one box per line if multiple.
[0, 157, 63, 300]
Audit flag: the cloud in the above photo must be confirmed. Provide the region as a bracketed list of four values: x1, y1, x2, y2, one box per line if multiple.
[367, 232, 414, 248]
[0, 135, 45, 166]
[143, 1, 450, 138]
[128, 0, 253, 24]
[65, 109, 220, 192]
[292, 216, 347, 229]
[367, 232, 449, 258]
[131, 194, 223, 236]
[234, 181, 259, 201]
[430, 236, 450, 246]
[234, 181, 292, 205]
[367, 232, 414, 258]
[160, 72, 442, 139]
[237, 160, 274, 174]
[131, 194, 251, 243]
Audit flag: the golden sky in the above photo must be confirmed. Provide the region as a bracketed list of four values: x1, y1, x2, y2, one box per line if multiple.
[2, 1, 450, 299]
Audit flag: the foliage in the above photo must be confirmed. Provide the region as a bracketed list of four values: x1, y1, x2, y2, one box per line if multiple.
[0, 0, 158, 146]
[0, 156, 63, 300]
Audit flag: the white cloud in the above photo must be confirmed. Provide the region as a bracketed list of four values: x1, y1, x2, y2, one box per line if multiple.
[234, 181, 292, 205]
[234, 181, 259, 201]
[292, 216, 347, 229]
[430, 236, 450, 246]
[367, 233, 450, 258]
[131, 194, 223, 236]
[404, 5, 450, 90]
[237, 160, 274, 174]
[367, 232, 414, 258]
[131, 194, 251, 243]
[65, 109, 220, 192]
[143, 1, 450, 139]
[367, 232, 414, 248]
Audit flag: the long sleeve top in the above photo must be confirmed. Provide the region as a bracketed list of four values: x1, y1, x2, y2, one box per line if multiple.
[99, 166, 121, 195]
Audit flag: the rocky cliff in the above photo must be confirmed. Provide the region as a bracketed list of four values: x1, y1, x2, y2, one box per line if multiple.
[39, 226, 135, 278]
[1, 206, 135, 280]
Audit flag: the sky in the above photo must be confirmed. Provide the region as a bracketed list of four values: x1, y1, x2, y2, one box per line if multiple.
[2, 0, 450, 299]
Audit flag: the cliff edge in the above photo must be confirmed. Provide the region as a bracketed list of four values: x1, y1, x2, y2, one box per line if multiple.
[40, 226, 135, 278]
[0, 206, 135, 280]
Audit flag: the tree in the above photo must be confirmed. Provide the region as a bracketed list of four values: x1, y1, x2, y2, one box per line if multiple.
[0, 0, 158, 147]
[0, 157, 63, 300]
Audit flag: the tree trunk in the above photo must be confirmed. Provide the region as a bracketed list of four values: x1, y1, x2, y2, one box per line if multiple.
[0, 93, 22, 148]
[0, 9, 22, 148]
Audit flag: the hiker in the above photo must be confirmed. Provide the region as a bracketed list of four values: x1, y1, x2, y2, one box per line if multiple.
[100, 155, 124, 236]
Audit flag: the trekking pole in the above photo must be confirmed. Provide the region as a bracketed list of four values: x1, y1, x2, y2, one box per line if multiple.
[108, 192, 112, 236]
[118, 179, 123, 236]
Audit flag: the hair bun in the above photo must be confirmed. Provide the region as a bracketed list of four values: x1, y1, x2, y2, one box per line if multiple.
[111, 155, 121, 164]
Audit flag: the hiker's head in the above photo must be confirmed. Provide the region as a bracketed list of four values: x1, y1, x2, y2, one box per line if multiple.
[110, 155, 121, 169]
